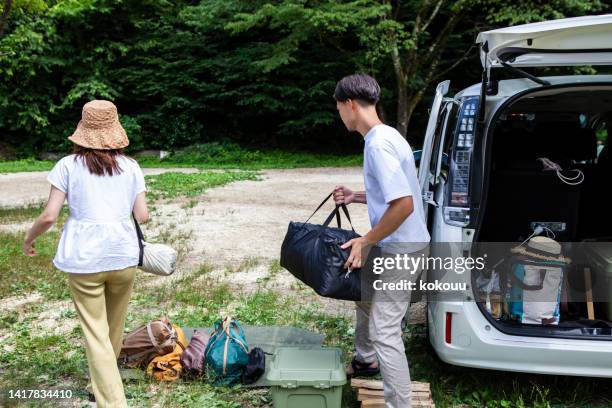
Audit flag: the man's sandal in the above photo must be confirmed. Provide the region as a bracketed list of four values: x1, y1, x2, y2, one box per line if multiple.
[348, 357, 380, 377]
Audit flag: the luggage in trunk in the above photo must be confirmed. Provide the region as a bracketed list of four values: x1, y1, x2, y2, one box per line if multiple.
[503, 256, 566, 325]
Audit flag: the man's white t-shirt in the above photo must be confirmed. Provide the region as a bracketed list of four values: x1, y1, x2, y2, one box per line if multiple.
[47, 154, 146, 273]
[363, 124, 431, 253]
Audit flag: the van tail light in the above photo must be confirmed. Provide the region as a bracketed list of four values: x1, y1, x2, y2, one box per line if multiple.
[445, 312, 453, 344]
[444, 96, 479, 227]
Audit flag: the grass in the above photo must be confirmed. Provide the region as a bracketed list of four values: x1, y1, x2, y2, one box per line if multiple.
[0, 142, 362, 173]
[0, 229, 70, 301]
[0, 321, 86, 385]
[145, 170, 259, 200]
[0, 204, 46, 224]
[0, 158, 54, 173]
[0, 204, 69, 225]
[137, 150, 362, 170]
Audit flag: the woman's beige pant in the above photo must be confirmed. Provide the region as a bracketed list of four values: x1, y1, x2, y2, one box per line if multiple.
[68, 268, 136, 408]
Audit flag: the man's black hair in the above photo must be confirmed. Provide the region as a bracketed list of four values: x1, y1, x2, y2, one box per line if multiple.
[333, 73, 380, 106]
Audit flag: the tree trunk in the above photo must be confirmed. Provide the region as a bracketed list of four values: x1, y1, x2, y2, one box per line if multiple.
[396, 80, 408, 137]
[0, 0, 13, 37]
[390, 44, 409, 138]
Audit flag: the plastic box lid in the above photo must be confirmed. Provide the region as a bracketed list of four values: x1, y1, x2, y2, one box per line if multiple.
[266, 347, 347, 388]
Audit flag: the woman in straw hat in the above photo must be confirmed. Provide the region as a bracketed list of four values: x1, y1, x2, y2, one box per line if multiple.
[23, 100, 148, 407]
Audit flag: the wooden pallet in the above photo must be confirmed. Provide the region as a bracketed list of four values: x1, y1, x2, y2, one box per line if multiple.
[351, 378, 435, 408]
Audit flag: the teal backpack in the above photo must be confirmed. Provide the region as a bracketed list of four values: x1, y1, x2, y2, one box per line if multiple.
[204, 317, 249, 386]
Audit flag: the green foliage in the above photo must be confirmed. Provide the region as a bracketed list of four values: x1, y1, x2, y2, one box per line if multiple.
[225, 0, 389, 72]
[480, 0, 605, 25]
[0, 158, 54, 173]
[0, 0, 609, 155]
[141, 141, 363, 169]
[0, 144, 362, 172]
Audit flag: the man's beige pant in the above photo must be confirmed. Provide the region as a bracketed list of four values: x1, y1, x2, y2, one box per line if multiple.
[68, 268, 136, 408]
[355, 248, 428, 408]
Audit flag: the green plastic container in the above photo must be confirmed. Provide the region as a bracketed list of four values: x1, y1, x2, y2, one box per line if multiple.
[266, 347, 346, 408]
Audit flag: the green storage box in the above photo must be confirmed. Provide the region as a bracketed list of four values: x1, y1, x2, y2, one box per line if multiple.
[266, 347, 346, 408]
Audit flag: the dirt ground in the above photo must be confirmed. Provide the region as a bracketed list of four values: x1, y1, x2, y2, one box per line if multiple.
[0, 167, 425, 323]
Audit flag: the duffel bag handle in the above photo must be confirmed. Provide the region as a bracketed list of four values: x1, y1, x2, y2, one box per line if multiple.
[304, 192, 356, 233]
[304, 192, 342, 228]
[319, 203, 356, 234]
[338, 203, 354, 230]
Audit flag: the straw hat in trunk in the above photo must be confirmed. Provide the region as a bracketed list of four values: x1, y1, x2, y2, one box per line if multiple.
[68, 100, 129, 150]
[511, 236, 571, 264]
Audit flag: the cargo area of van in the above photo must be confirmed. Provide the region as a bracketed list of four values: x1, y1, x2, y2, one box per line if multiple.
[473, 84, 612, 338]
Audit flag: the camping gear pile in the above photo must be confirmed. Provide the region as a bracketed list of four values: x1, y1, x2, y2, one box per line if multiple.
[118, 316, 265, 385]
[281, 192, 362, 301]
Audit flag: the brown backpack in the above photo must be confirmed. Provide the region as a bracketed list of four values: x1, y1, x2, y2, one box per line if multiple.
[118, 317, 178, 368]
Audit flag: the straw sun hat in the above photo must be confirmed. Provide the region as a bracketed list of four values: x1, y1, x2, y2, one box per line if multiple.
[68, 100, 129, 150]
[511, 236, 571, 264]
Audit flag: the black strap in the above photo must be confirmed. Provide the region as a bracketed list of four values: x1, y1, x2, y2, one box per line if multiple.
[304, 192, 342, 228]
[338, 203, 354, 231]
[318, 203, 356, 237]
[133, 214, 144, 267]
[304, 192, 356, 230]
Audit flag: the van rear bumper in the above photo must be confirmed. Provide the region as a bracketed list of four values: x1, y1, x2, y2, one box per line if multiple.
[428, 301, 612, 377]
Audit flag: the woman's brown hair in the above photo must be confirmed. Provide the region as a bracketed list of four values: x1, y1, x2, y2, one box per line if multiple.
[73, 145, 125, 176]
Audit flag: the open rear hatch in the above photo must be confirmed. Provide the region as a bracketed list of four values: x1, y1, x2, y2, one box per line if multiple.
[476, 14, 612, 69]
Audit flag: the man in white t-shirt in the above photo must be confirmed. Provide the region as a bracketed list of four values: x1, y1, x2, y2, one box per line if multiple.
[333, 73, 430, 408]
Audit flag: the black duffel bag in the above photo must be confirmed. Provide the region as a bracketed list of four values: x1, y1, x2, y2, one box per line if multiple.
[280, 192, 361, 301]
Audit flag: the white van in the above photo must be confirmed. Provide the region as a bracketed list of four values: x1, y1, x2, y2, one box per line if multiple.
[419, 14, 612, 377]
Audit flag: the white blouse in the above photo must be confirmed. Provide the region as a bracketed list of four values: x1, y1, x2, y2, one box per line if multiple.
[47, 154, 146, 273]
